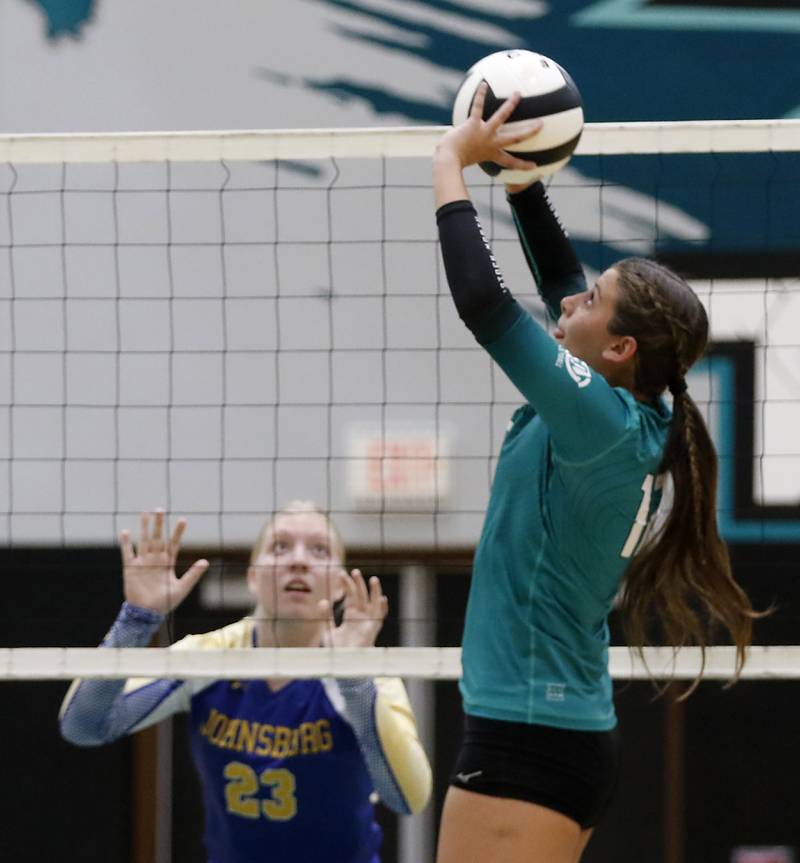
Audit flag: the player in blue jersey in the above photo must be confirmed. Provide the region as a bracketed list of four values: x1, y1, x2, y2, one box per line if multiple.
[432, 84, 757, 863]
[59, 502, 432, 863]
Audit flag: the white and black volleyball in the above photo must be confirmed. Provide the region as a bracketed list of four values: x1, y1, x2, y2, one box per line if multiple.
[452, 49, 584, 183]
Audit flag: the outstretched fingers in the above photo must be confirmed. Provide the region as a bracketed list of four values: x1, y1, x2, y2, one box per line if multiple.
[120, 529, 135, 566]
[493, 116, 542, 172]
[486, 89, 522, 130]
[469, 80, 489, 120]
[168, 517, 188, 559]
[333, 569, 356, 618]
[152, 508, 164, 542]
[494, 151, 539, 172]
[175, 558, 210, 601]
[467, 84, 541, 171]
[469, 83, 523, 131]
[139, 511, 151, 554]
[497, 117, 543, 146]
[368, 575, 389, 621]
[348, 568, 369, 609]
[338, 568, 385, 618]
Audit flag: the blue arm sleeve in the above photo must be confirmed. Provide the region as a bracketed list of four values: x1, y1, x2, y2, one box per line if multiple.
[437, 201, 630, 460]
[508, 182, 587, 321]
[59, 603, 187, 747]
[335, 678, 431, 816]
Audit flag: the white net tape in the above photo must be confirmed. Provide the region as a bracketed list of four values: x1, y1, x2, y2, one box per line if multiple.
[3, 645, 800, 681]
[1, 119, 800, 164]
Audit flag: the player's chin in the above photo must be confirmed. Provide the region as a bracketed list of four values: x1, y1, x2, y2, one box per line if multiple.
[278, 593, 320, 617]
[281, 589, 315, 606]
[560, 333, 580, 355]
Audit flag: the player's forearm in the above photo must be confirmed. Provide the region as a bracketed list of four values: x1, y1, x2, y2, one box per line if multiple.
[508, 182, 587, 321]
[59, 602, 169, 746]
[337, 678, 432, 815]
[436, 199, 525, 345]
[433, 146, 469, 208]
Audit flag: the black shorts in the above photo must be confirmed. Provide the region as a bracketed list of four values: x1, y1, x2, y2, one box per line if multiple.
[449, 714, 621, 829]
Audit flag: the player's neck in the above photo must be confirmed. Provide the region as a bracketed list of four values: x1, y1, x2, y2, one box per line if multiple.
[256, 619, 322, 692]
[252, 616, 325, 691]
[602, 361, 654, 403]
[253, 616, 325, 650]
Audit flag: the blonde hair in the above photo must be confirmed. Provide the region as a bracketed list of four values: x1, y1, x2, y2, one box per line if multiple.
[249, 501, 345, 564]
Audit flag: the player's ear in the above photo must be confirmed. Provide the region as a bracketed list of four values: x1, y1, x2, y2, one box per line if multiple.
[602, 333, 637, 365]
[246, 564, 260, 598]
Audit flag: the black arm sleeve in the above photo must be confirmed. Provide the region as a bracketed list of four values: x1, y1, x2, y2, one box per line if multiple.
[508, 182, 586, 321]
[436, 199, 520, 343]
[436, 202, 629, 460]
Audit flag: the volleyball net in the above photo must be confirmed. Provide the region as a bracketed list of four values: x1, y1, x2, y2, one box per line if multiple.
[1, 120, 799, 681]
[4, 645, 800, 681]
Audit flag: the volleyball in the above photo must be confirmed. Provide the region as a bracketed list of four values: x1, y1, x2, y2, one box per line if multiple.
[452, 49, 584, 184]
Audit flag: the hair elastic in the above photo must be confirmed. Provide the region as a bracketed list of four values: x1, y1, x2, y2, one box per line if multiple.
[668, 377, 688, 396]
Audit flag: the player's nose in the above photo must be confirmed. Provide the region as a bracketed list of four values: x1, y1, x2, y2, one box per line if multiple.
[288, 543, 310, 570]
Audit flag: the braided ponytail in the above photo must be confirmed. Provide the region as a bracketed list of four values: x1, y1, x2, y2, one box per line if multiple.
[610, 258, 757, 694]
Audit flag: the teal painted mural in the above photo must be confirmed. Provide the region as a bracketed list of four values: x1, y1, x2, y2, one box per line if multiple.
[300, 0, 800, 124]
[25, 0, 95, 38]
[289, 0, 800, 271]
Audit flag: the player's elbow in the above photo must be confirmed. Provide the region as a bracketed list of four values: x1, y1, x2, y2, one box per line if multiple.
[389, 755, 432, 816]
[405, 760, 433, 815]
[59, 718, 104, 747]
[59, 705, 117, 747]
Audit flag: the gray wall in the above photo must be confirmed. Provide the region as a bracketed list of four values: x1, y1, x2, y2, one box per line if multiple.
[1, 0, 798, 550]
[1, 152, 797, 549]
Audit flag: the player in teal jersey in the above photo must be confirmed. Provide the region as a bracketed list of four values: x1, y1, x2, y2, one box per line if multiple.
[432, 84, 756, 863]
[60, 504, 431, 863]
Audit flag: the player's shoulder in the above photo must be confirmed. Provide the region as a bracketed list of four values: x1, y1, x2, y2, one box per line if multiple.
[373, 676, 411, 706]
[629, 390, 672, 451]
[170, 617, 254, 651]
[554, 387, 670, 471]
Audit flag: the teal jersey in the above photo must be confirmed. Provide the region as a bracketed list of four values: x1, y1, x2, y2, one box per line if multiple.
[460, 299, 672, 730]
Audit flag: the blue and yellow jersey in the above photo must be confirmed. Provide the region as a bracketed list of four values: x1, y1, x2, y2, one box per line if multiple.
[437, 186, 672, 732]
[59, 608, 432, 863]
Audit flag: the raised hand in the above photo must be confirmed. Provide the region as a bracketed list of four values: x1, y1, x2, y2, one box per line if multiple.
[120, 509, 209, 615]
[436, 81, 542, 172]
[319, 569, 388, 649]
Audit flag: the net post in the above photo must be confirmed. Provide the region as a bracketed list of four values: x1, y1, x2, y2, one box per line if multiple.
[398, 563, 436, 863]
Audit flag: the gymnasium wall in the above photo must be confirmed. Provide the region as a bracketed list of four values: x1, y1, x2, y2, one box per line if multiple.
[2, 0, 799, 550]
[2, 3, 800, 862]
